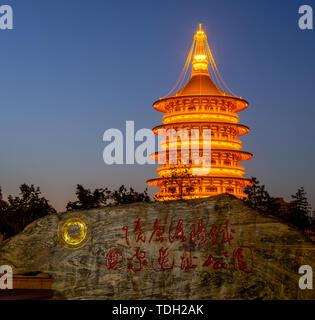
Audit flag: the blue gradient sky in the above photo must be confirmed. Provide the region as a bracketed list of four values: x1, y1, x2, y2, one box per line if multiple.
[0, 0, 314, 212]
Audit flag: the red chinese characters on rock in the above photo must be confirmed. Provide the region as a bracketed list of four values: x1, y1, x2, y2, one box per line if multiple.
[202, 252, 229, 270]
[122, 226, 130, 246]
[181, 251, 198, 270]
[128, 247, 148, 272]
[106, 248, 124, 271]
[149, 219, 164, 243]
[122, 218, 147, 246]
[122, 218, 235, 247]
[169, 219, 187, 243]
[233, 246, 254, 273]
[152, 247, 174, 272]
[208, 220, 236, 246]
[133, 219, 146, 243]
[190, 219, 207, 246]
[110, 218, 254, 273]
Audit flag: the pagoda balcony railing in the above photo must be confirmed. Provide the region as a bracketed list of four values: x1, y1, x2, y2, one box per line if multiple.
[154, 96, 249, 113]
[155, 189, 245, 200]
[162, 111, 239, 124]
[153, 122, 250, 137]
[170, 101, 234, 114]
[157, 164, 246, 178]
[159, 138, 242, 150]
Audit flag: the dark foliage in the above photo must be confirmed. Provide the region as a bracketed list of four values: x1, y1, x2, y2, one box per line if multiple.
[161, 166, 198, 200]
[244, 177, 313, 238]
[66, 184, 151, 211]
[109, 185, 151, 205]
[290, 187, 311, 230]
[0, 184, 56, 240]
[243, 177, 274, 212]
[66, 184, 109, 211]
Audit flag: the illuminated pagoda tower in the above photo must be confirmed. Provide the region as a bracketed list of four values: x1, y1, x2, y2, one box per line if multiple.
[147, 24, 252, 201]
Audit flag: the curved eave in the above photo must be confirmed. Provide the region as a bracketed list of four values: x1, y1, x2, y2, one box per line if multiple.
[150, 149, 253, 162]
[153, 95, 249, 113]
[147, 176, 251, 186]
[152, 122, 250, 136]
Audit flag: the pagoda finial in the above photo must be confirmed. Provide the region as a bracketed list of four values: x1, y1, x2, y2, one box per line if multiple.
[192, 23, 209, 75]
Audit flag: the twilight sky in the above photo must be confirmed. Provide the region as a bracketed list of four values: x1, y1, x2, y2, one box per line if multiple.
[0, 0, 314, 212]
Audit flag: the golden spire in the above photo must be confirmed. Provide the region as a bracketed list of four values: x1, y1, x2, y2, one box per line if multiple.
[192, 24, 209, 75]
[163, 24, 236, 98]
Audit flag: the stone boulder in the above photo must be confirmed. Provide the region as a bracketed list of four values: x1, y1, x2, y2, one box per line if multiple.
[0, 194, 314, 299]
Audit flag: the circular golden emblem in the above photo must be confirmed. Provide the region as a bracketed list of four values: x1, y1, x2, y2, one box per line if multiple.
[57, 213, 91, 249]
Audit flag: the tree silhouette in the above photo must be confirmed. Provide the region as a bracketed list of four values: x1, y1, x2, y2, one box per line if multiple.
[109, 185, 151, 205]
[0, 184, 56, 240]
[66, 184, 110, 211]
[165, 165, 197, 200]
[289, 187, 311, 230]
[243, 177, 274, 212]
[243, 178, 313, 239]
[66, 184, 151, 211]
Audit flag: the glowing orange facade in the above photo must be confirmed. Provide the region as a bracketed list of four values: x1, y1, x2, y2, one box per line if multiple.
[147, 25, 252, 201]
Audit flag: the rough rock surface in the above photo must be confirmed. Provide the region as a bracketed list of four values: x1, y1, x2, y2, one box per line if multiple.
[0, 194, 314, 300]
